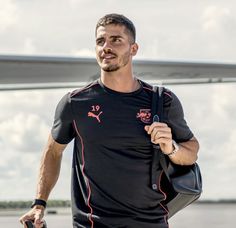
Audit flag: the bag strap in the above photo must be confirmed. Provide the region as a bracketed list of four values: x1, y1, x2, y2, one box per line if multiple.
[151, 86, 163, 122]
[151, 86, 171, 184]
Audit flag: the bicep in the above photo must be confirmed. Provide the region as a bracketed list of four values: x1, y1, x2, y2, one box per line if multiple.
[51, 93, 75, 144]
[49, 133, 67, 154]
[43, 134, 68, 159]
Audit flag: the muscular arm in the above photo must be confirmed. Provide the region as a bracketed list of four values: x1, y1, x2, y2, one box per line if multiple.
[20, 93, 74, 227]
[36, 133, 67, 201]
[20, 133, 67, 227]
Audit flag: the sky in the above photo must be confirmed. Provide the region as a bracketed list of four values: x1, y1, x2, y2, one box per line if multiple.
[0, 0, 236, 201]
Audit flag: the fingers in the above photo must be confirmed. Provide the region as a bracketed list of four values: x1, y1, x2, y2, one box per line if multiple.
[151, 130, 171, 144]
[19, 208, 44, 228]
[144, 122, 172, 144]
[19, 212, 34, 225]
[151, 134, 172, 144]
[145, 122, 168, 134]
[23, 220, 45, 228]
[35, 220, 46, 228]
[145, 122, 171, 137]
[34, 210, 43, 226]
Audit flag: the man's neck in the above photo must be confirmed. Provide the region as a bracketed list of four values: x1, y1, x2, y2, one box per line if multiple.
[100, 70, 140, 93]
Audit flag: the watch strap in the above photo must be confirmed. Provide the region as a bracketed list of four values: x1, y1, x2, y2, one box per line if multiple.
[165, 140, 179, 156]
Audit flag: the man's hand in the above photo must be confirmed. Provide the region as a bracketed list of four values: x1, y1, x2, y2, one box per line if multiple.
[145, 122, 199, 165]
[144, 122, 173, 155]
[19, 206, 45, 228]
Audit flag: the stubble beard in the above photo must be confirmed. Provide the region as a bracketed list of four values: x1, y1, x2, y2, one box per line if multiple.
[100, 50, 131, 72]
[102, 64, 120, 72]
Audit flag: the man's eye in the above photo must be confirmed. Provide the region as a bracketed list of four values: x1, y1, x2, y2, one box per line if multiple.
[113, 38, 121, 42]
[96, 40, 104, 45]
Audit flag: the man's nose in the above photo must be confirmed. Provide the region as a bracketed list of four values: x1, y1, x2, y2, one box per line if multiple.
[102, 42, 113, 53]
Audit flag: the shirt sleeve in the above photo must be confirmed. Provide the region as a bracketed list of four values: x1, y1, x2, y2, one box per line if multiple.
[163, 89, 194, 143]
[51, 93, 75, 144]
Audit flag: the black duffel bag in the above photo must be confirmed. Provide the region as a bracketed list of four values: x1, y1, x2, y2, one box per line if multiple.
[151, 86, 202, 218]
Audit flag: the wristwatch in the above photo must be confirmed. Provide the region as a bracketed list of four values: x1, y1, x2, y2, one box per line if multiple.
[31, 199, 47, 208]
[166, 140, 180, 156]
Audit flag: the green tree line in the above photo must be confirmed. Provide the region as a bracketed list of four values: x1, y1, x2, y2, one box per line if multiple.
[0, 200, 71, 209]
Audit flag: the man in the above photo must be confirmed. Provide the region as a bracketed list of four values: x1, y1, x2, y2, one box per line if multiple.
[20, 14, 199, 228]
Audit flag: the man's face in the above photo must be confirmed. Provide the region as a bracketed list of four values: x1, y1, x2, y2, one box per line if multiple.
[95, 24, 137, 72]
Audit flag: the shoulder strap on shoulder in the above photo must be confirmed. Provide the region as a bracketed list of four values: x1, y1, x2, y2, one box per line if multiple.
[151, 86, 164, 122]
[151, 86, 170, 181]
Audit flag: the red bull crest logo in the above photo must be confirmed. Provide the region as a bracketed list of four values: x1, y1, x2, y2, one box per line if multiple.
[136, 109, 151, 123]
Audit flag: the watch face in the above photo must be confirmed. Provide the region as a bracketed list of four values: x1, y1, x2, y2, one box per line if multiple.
[170, 140, 179, 156]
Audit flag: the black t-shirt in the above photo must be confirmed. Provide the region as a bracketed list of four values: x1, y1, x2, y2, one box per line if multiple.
[51, 79, 193, 228]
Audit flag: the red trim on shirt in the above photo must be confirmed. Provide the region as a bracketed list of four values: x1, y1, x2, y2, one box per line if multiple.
[70, 81, 99, 97]
[73, 120, 94, 228]
[159, 170, 169, 226]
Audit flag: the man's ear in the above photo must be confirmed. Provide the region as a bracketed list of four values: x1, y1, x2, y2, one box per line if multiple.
[131, 43, 139, 56]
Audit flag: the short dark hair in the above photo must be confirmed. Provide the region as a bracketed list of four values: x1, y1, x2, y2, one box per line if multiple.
[95, 13, 136, 43]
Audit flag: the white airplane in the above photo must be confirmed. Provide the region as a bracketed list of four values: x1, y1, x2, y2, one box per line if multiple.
[0, 54, 236, 90]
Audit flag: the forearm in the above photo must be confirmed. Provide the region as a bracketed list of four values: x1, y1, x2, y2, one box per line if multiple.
[36, 134, 66, 201]
[169, 137, 199, 165]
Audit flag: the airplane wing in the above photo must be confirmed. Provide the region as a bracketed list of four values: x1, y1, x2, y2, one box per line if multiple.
[0, 55, 236, 90]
